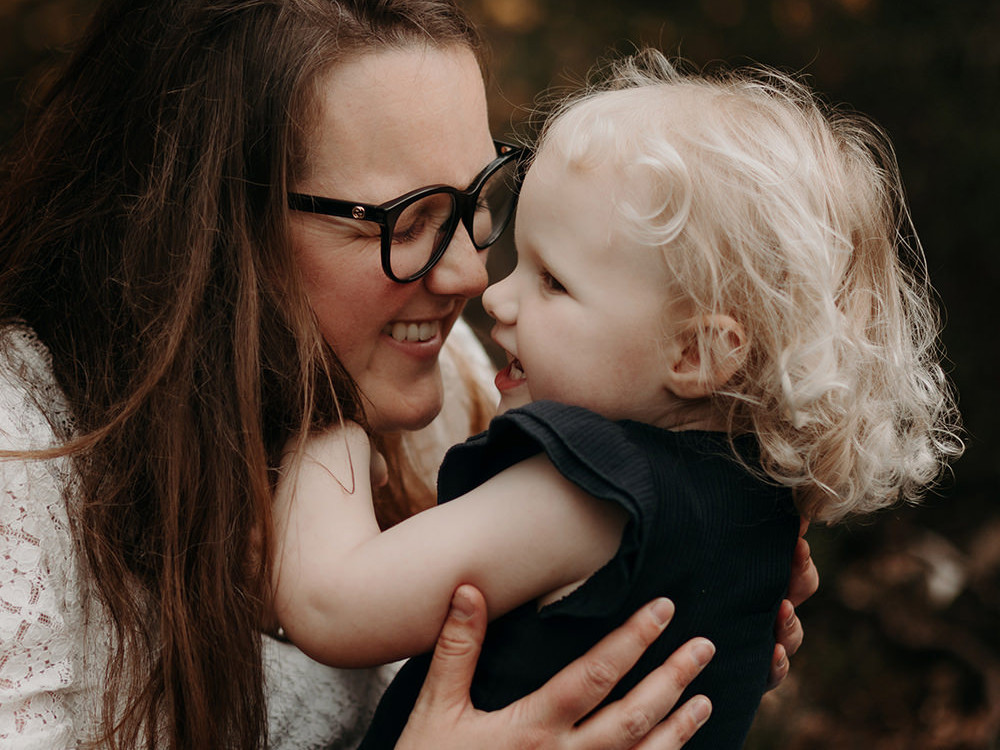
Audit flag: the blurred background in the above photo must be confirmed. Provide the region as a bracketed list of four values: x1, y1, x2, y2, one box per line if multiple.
[1, 0, 996, 747]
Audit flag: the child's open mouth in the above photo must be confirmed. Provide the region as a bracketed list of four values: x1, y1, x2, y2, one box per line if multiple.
[494, 357, 527, 392]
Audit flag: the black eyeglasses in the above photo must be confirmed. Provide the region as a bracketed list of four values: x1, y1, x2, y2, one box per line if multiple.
[288, 140, 525, 283]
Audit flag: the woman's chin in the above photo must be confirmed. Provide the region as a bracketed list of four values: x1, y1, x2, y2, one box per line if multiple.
[356, 364, 448, 434]
[369, 405, 441, 434]
[365, 390, 444, 434]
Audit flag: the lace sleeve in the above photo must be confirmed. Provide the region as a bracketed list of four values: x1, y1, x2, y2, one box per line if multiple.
[264, 635, 399, 750]
[0, 329, 94, 749]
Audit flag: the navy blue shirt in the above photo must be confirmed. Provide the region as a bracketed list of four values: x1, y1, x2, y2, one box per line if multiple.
[361, 401, 799, 750]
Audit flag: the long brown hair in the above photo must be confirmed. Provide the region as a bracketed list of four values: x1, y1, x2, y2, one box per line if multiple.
[0, 1, 482, 747]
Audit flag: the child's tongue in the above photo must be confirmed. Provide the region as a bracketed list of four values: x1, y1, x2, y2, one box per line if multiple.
[494, 358, 526, 393]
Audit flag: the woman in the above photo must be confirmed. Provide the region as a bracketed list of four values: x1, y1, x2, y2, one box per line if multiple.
[0, 1, 813, 747]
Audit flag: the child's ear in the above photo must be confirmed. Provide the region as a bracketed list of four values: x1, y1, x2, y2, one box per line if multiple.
[664, 314, 747, 399]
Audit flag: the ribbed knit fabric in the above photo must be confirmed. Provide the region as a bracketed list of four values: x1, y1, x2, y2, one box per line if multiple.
[360, 400, 799, 750]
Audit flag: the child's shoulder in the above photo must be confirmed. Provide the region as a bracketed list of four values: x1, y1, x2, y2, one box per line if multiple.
[438, 401, 642, 505]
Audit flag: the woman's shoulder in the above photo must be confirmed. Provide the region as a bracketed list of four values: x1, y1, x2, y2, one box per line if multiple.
[0, 325, 102, 748]
[0, 324, 72, 449]
[0, 324, 54, 373]
[0, 322, 77, 546]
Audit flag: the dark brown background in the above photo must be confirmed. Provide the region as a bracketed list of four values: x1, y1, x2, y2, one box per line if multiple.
[2, 1, 997, 746]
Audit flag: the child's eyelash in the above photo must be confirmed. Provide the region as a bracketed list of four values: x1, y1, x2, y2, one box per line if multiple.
[540, 270, 566, 293]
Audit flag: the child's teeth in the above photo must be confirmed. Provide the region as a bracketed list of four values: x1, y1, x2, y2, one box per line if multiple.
[511, 360, 525, 379]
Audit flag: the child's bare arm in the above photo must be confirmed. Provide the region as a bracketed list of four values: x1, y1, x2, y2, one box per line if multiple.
[271, 422, 626, 668]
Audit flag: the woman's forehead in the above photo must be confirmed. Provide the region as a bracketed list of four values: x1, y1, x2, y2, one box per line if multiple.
[298, 45, 494, 201]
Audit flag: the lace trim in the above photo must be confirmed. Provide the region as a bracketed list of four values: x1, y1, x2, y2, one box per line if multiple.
[0, 325, 100, 747]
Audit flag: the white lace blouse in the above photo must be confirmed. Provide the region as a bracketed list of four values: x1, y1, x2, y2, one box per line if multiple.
[0, 322, 496, 749]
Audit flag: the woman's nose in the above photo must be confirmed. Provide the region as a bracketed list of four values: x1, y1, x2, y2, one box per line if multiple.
[423, 230, 489, 299]
[481, 271, 516, 325]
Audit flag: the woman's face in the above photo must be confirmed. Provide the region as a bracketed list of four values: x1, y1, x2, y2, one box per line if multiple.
[290, 46, 495, 433]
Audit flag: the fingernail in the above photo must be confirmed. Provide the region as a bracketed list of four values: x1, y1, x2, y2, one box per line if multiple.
[776, 654, 787, 670]
[691, 696, 712, 724]
[651, 598, 674, 626]
[692, 639, 715, 667]
[785, 614, 796, 629]
[450, 587, 475, 620]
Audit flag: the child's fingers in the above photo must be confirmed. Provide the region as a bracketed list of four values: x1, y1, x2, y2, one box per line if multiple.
[369, 444, 389, 489]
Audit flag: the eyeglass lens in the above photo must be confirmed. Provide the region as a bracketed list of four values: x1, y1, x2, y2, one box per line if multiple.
[390, 192, 458, 280]
[388, 157, 519, 280]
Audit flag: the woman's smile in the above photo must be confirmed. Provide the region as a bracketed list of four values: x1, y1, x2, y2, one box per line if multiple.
[382, 318, 442, 344]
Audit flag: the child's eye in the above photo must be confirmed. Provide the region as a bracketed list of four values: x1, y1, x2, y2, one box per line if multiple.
[541, 270, 566, 294]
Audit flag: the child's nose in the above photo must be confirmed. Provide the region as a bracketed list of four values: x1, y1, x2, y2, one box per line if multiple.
[482, 274, 516, 325]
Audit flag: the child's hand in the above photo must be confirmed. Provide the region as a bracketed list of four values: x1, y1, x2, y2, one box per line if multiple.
[369, 440, 389, 489]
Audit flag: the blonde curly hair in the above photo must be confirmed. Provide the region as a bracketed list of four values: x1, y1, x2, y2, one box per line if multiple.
[532, 50, 962, 522]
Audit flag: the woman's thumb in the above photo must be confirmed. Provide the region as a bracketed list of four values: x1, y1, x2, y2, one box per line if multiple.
[415, 585, 488, 710]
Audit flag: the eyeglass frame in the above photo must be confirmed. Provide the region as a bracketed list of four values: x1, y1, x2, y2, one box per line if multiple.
[287, 140, 526, 283]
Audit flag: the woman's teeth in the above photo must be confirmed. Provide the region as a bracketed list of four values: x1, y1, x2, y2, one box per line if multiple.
[384, 320, 440, 343]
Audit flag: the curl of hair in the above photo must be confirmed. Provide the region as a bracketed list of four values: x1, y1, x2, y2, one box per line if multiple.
[0, 1, 481, 747]
[534, 49, 962, 523]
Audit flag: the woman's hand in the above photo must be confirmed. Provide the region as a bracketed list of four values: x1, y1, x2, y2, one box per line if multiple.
[396, 585, 714, 750]
[766, 520, 819, 690]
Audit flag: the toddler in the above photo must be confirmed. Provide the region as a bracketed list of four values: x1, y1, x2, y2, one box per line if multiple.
[272, 51, 961, 749]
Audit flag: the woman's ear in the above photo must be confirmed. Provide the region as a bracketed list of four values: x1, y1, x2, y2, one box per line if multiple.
[664, 314, 747, 399]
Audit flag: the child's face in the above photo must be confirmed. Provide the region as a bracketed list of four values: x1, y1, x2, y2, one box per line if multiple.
[482, 149, 682, 426]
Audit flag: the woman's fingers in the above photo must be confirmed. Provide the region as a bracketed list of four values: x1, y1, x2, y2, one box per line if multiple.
[765, 641, 789, 691]
[410, 584, 487, 715]
[767, 522, 815, 690]
[528, 598, 679, 726]
[775, 598, 803, 656]
[768, 597, 802, 689]
[575, 635, 714, 750]
[398, 594, 713, 750]
[520, 597, 715, 749]
[630, 695, 712, 750]
[787, 522, 819, 607]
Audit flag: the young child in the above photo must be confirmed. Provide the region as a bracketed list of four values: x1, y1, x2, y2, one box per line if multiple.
[271, 51, 961, 749]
